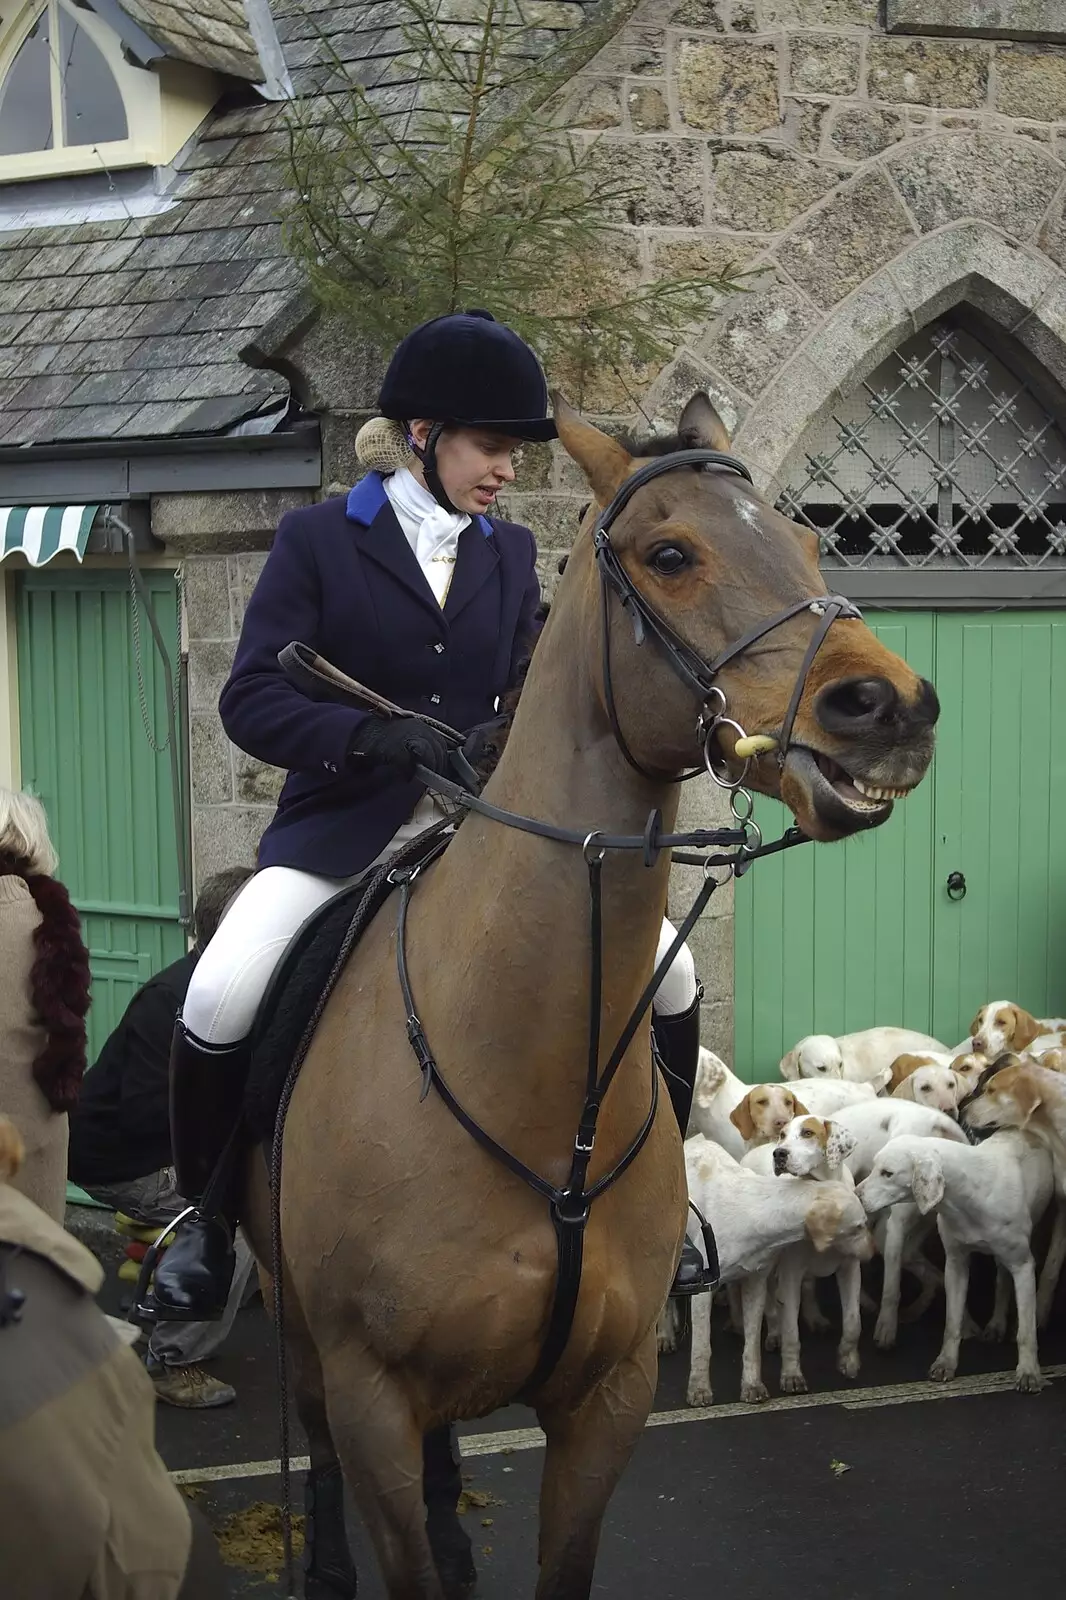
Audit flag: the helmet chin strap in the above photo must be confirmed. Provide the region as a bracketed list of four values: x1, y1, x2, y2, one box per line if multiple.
[407, 421, 461, 514]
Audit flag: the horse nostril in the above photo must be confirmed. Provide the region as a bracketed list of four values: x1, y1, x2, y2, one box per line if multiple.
[915, 677, 940, 727]
[817, 675, 899, 730]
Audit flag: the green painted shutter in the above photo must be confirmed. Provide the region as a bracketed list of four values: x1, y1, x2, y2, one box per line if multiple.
[17, 569, 187, 1069]
[734, 610, 1066, 1080]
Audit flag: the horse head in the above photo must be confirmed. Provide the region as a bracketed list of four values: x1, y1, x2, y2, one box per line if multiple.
[554, 392, 938, 842]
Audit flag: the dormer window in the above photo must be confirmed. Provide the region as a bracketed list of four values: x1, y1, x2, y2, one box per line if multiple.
[0, 1, 129, 157]
[0, 0, 228, 180]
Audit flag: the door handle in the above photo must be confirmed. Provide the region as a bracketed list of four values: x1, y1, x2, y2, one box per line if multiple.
[946, 871, 966, 900]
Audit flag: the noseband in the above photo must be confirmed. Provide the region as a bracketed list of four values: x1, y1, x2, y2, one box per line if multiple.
[592, 448, 862, 784]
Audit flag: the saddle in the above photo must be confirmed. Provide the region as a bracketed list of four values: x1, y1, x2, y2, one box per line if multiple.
[243, 823, 455, 1145]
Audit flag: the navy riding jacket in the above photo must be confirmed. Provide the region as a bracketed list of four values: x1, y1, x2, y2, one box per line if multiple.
[219, 472, 541, 876]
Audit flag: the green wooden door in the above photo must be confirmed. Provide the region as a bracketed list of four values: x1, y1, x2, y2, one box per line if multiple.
[734, 610, 1066, 1079]
[17, 569, 187, 1068]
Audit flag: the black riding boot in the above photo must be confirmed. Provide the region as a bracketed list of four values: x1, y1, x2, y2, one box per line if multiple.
[653, 992, 719, 1298]
[134, 1021, 250, 1325]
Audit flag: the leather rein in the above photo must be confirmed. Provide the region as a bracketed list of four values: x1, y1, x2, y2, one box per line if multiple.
[279, 445, 863, 1397]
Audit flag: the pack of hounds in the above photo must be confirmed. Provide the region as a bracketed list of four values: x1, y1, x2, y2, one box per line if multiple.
[659, 1003, 1066, 1402]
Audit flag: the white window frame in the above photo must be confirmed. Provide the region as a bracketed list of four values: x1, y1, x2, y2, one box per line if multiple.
[0, 0, 164, 179]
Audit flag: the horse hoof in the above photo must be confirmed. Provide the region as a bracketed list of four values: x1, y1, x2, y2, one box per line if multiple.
[435, 1550, 477, 1599]
[305, 1574, 357, 1600]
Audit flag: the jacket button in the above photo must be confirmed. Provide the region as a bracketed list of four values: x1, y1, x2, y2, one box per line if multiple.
[433, 642, 445, 653]
[429, 693, 441, 705]
[323, 760, 337, 773]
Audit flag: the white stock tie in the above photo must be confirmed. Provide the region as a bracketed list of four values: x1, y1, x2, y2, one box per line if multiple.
[384, 467, 471, 607]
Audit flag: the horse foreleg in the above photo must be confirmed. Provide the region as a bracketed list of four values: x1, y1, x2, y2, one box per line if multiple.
[422, 1426, 475, 1598]
[322, 1345, 444, 1600]
[264, 1268, 357, 1600]
[534, 1340, 655, 1600]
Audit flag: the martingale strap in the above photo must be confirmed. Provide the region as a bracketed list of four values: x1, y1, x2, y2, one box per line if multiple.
[393, 831, 727, 1399]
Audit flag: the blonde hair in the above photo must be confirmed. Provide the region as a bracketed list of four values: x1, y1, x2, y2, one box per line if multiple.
[0, 788, 58, 876]
[354, 416, 415, 474]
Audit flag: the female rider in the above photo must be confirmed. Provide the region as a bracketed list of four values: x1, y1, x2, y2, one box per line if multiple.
[138, 311, 707, 1329]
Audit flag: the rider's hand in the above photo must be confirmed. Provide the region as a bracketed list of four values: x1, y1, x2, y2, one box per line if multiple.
[353, 718, 453, 781]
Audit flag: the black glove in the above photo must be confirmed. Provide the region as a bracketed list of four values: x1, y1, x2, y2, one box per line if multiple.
[353, 717, 453, 781]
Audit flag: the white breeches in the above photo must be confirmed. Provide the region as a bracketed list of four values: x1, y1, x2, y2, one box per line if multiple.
[185, 856, 699, 1047]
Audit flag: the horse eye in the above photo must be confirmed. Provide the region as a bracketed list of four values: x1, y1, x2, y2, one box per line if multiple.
[649, 544, 688, 575]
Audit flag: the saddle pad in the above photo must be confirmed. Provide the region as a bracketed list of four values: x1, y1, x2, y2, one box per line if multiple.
[244, 825, 454, 1143]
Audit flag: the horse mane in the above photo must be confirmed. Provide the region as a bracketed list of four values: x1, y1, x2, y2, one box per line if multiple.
[473, 429, 682, 784]
[470, 607, 548, 786]
[618, 428, 689, 458]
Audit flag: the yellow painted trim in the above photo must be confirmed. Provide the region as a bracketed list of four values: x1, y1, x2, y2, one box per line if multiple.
[0, 1, 219, 181]
[157, 60, 220, 166]
[0, 574, 21, 790]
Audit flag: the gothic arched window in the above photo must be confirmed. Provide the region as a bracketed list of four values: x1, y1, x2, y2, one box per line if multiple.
[778, 319, 1066, 571]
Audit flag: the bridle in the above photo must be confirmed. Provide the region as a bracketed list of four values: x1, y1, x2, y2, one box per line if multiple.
[592, 447, 862, 787]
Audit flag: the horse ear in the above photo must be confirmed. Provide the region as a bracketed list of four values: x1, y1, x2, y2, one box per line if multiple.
[678, 392, 731, 451]
[552, 393, 632, 505]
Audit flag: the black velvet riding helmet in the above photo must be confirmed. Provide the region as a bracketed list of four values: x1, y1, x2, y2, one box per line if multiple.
[378, 311, 557, 443]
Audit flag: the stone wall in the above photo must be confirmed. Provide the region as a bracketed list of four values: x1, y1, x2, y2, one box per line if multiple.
[174, 0, 1066, 1067]
[152, 488, 295, 883]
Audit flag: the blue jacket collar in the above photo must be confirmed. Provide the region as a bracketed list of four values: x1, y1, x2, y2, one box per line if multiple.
[346, 471, 493, 538]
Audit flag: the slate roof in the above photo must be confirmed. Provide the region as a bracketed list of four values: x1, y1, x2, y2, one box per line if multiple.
[115, 2, 265, 82]
[0, 0, 605, 448]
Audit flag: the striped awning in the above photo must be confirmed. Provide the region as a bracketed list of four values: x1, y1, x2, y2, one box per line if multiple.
[0, 504, 98, 566]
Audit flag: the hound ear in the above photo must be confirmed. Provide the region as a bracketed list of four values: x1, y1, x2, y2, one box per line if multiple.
[552, 393, 632, 506]
[1010, 1006, 1042, 1051]
[790, 1095, 810, 1117]
[871, 1065, 893, 1094]
[694, 1049, 727, 1110]
[911, 1154, 945, 1215]
[825, 1121, 855, 1170]
[968, 1010, 982, 1039]
[780, 1048, 799, 1081]
[892, 1075, 916, 1101]
[889, 1054, 921, 1092]
[1016, 1080, 1044, 1128]
[804, 1190, 844, 1253]
[677, 392, 731, 451]
[729, 1093, 757, 1142]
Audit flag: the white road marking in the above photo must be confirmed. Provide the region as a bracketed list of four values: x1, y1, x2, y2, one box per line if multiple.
[170, 1363, 1063, 1486]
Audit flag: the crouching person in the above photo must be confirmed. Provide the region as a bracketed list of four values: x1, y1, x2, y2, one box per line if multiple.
[67, 866, 255, 1408]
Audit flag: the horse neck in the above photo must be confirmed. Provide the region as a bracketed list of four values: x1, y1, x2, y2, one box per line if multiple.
[433, 562, 682, 1056]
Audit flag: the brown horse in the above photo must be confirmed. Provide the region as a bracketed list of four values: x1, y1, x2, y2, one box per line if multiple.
[244, 393, 938, 1599]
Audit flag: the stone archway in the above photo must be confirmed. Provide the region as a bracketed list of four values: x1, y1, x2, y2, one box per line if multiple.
[732, 220, 1066, 492]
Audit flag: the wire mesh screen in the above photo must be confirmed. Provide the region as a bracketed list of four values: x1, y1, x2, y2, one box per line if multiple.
[777, 321, 1066, 569]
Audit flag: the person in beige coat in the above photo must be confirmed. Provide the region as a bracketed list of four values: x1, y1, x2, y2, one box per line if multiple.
[0, 788, 91, 1223]
[0, 1115, 226, 1599]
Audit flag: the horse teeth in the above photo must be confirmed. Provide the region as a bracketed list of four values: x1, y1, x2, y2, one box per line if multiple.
[851, 778, 909, 802]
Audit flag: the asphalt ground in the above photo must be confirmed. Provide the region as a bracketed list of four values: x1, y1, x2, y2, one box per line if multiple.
[94, 1250, 1066, 1600]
